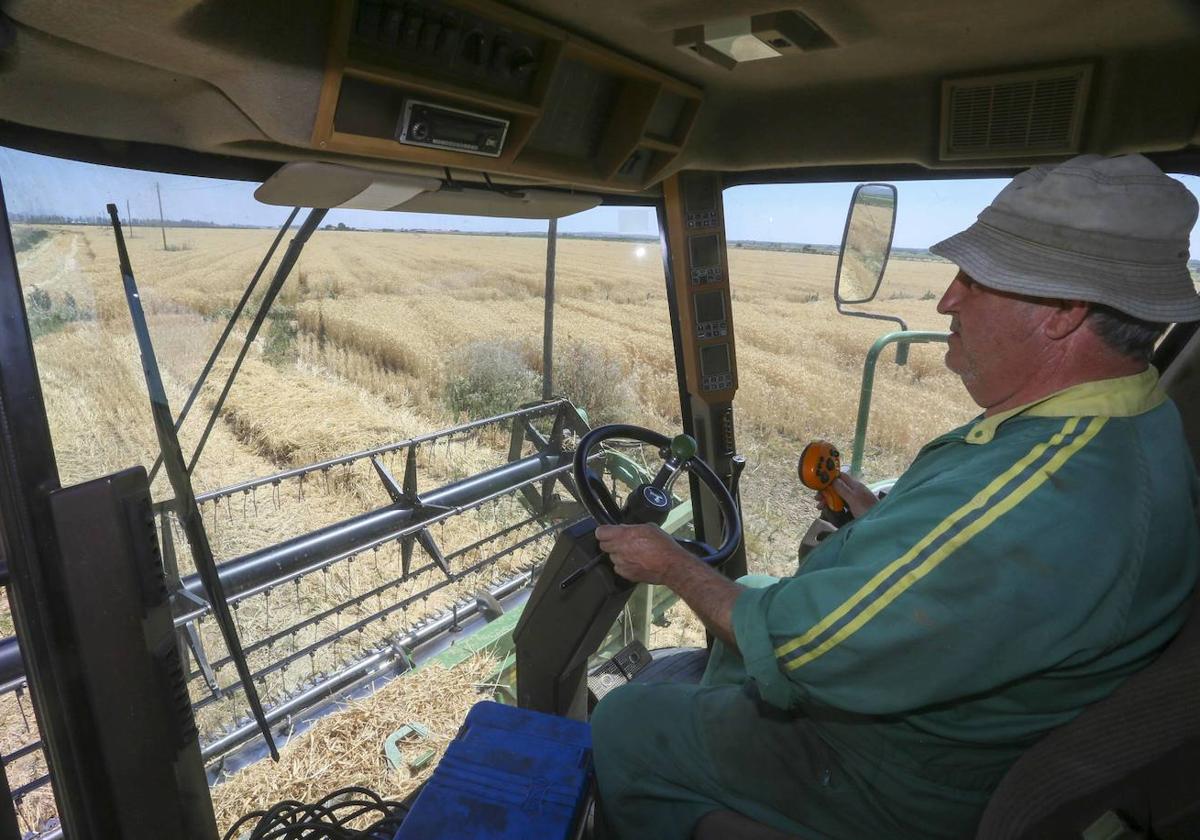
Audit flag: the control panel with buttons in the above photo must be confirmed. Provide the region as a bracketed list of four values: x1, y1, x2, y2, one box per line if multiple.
[701, 372, 734, 392]
[667, 173, 738, 403]
[688, 233, 724, 285]
[351, 0, 545, 99]
[696, 320, 729, 340]
[718, 408, 736, 455]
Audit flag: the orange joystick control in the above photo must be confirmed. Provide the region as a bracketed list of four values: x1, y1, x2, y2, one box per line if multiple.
[798, 441, 846, 513]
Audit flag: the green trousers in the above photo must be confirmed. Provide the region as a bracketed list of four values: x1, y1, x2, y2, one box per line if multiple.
[590, 577, 984, 840]
[592, 678, 849, 840]
[591, 575, 849, 840]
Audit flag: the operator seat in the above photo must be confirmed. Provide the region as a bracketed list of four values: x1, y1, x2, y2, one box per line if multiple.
[974, 580, 1200, 838]
[688, 585, 1200, 840]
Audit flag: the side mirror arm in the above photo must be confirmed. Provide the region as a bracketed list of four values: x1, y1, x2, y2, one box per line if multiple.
[833, 307, 911, 364]
[849, 330, 950, 476]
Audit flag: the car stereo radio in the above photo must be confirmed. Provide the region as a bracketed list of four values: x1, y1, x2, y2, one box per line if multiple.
[396, 99, 509, 157]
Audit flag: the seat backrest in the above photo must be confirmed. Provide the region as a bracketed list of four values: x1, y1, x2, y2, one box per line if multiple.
[977, 340, 1200, 838]
[975, 586, 1200, 839]
[1159, 324, 1200, 471]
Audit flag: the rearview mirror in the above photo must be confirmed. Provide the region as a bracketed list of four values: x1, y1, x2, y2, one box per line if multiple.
[834, 183, 897, 305]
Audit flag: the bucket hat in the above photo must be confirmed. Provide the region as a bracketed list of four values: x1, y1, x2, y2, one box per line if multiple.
[930, 154, 1200, 322]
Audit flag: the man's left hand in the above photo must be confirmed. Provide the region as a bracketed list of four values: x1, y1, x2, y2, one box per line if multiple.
[594, 524, 695, 585]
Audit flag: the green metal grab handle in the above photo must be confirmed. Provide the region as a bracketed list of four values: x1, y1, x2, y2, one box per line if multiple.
[384, 722, 436, 773]
[849, 331, 950, 478]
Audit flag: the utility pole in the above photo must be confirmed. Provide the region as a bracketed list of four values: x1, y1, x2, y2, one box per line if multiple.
[125, 198, 134, 238]
[156, 182, 167, 250]
[542, 217, 557, 400]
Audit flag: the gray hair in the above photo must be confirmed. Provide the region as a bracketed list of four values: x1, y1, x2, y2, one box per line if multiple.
[1086, 304, 1168, 362]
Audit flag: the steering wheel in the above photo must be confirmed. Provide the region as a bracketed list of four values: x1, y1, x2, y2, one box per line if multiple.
[571, 424, 743, 567]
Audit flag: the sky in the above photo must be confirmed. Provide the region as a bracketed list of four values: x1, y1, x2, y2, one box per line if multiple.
[3, 146, 1200, 252]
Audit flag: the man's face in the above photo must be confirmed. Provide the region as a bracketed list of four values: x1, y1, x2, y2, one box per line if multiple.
[936, 270, 1055, 410]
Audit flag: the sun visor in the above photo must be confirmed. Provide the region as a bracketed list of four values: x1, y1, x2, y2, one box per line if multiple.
[254, 162, 441, 210]
[258, 162, 604, 219]
[399, 189, 601, 219]
[256, 161, 602, 218]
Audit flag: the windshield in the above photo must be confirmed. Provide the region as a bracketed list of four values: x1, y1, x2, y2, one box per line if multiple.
[2, 147, 1198, 837]
[0, 146, 674, 836]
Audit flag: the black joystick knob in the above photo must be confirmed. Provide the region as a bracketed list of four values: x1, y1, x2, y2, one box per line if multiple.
[437, 23, 461, 56]
[419, 19, 441, 52]
[490, 39, 511, 76]
[401, 11, 422, 47]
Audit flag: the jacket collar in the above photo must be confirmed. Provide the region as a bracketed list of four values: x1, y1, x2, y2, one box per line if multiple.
[964, 367, 1165, 445]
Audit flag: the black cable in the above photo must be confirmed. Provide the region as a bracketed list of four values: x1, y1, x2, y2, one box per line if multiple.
[222, 786, 408, 840]
[479, 171, 528, 198]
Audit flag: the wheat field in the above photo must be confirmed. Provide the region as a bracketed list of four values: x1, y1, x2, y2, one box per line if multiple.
[17, 223, 977, 566]
[8, 222, 977, 833]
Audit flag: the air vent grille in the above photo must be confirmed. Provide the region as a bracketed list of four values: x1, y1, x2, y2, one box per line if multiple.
[941, 65, 1092, 160]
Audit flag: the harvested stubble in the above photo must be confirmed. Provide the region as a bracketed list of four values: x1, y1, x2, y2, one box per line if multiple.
[209, 653, 500, 836]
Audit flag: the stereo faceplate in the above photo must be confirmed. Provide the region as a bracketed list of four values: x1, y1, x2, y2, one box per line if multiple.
[396, 99, 510, 157]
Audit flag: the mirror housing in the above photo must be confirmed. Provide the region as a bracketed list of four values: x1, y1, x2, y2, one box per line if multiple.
[834, 183, 897, 306]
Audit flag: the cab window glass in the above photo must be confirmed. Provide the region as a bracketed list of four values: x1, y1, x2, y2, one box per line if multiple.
[722, 175, 1200, 578]
[718, 178, 1183, 577]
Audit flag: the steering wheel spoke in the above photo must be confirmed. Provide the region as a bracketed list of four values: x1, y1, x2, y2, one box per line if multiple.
[583, 466, 624, 523]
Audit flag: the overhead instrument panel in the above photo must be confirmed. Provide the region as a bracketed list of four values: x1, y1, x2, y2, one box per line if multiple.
[665, 172, 738, 404]
[315, 0, 703, 191]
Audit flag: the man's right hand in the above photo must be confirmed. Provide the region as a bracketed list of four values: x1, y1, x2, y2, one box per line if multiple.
[594, 524, 696, 587]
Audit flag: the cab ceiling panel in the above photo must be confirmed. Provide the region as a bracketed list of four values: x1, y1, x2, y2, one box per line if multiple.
[0, 0, 1198, 187]
[1, 1, 330, 150]
[0, 25, 263, 152]
[514, 0, 1200, 171]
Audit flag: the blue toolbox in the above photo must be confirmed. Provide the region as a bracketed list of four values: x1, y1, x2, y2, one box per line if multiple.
[393, 701, 593, 839]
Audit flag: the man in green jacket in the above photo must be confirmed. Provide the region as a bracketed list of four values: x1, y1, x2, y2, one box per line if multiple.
[590, 154, 1200, 839]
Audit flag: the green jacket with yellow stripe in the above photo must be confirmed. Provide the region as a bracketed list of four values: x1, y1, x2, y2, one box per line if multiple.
[732, 368, 1199, 796]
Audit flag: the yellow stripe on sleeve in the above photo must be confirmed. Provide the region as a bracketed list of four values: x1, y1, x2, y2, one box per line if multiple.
[783, 415, 1107, 671]
[774, 416, 1082, 661]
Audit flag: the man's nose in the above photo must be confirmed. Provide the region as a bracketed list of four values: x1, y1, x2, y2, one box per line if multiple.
[937, 271, 969, 314]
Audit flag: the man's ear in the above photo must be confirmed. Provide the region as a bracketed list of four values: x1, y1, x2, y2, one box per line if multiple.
[1043, 299, 1090, 340]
